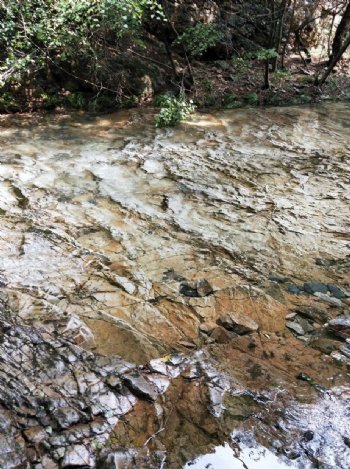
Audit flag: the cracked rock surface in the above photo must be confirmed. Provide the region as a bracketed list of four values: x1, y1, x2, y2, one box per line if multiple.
[0, 104, 349, 467]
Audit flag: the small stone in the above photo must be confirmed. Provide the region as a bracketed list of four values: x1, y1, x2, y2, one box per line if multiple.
[217, 312, 259, 335]
[62, 445, 94, 467]
[123, 372, 158, 401]
[286, 313, 297, 320]
[303, 430, 314, 442]
[314, 292, 343, 307]
[196, 279, 213, 297]
[286, 321, 305, 336]
[303, 282, 328, 295]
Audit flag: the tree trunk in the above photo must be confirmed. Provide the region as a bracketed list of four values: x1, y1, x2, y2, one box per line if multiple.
[317, 34, 350, 86]
[272, 0, 289, 71]
[330, 1, 350, 63]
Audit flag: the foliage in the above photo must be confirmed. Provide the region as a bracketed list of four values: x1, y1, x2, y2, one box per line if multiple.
[0, 91, 21, 112]
[0, 0, 164, 87]
[223, 93, 242, 109]
[175, 23, 224, 58]
[254, 49, 278, 61]
[154, 95, 195, 127]
[244, 92, 258, 106]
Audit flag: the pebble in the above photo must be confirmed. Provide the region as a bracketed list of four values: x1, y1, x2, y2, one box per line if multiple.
[269, 276, 289, 283]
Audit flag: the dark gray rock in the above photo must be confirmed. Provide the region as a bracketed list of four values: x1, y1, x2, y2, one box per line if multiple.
[180, 283, 199, 297]
[123, 372, 158, 401]
[303, 282, 328, 295]
[327, 284, 348, 299]
[288, 284, 301, 295]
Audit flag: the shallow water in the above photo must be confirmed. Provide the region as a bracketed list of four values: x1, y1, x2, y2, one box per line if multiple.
[0, 104, 349, 468]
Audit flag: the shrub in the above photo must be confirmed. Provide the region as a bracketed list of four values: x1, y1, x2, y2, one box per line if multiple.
[244, 92, 258, 106]
[223, 93, 242, 109]
[175, 23, 224, 58]
[154, 95, 195, 127]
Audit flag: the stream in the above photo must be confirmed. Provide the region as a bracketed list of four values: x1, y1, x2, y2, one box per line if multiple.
[0, 104, 349, 468]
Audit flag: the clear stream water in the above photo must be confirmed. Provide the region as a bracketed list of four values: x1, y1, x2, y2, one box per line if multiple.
[0, 104, 349, 468]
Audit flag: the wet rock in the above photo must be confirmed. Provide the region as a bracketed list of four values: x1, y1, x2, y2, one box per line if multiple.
[327, 316, 350, 339]
[123, 372, 158, 401]
[62, 445, 94, 467]
[196, 279, 213, 297]
[327, 284, 348, 299]
[303, 282, 328, 295]
[217, 312, 258, 335]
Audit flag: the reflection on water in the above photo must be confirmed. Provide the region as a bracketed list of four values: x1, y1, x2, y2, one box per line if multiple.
[184, 442, 294, 469]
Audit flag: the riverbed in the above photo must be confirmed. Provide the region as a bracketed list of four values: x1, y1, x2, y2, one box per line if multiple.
[0, 104, 349, 468]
